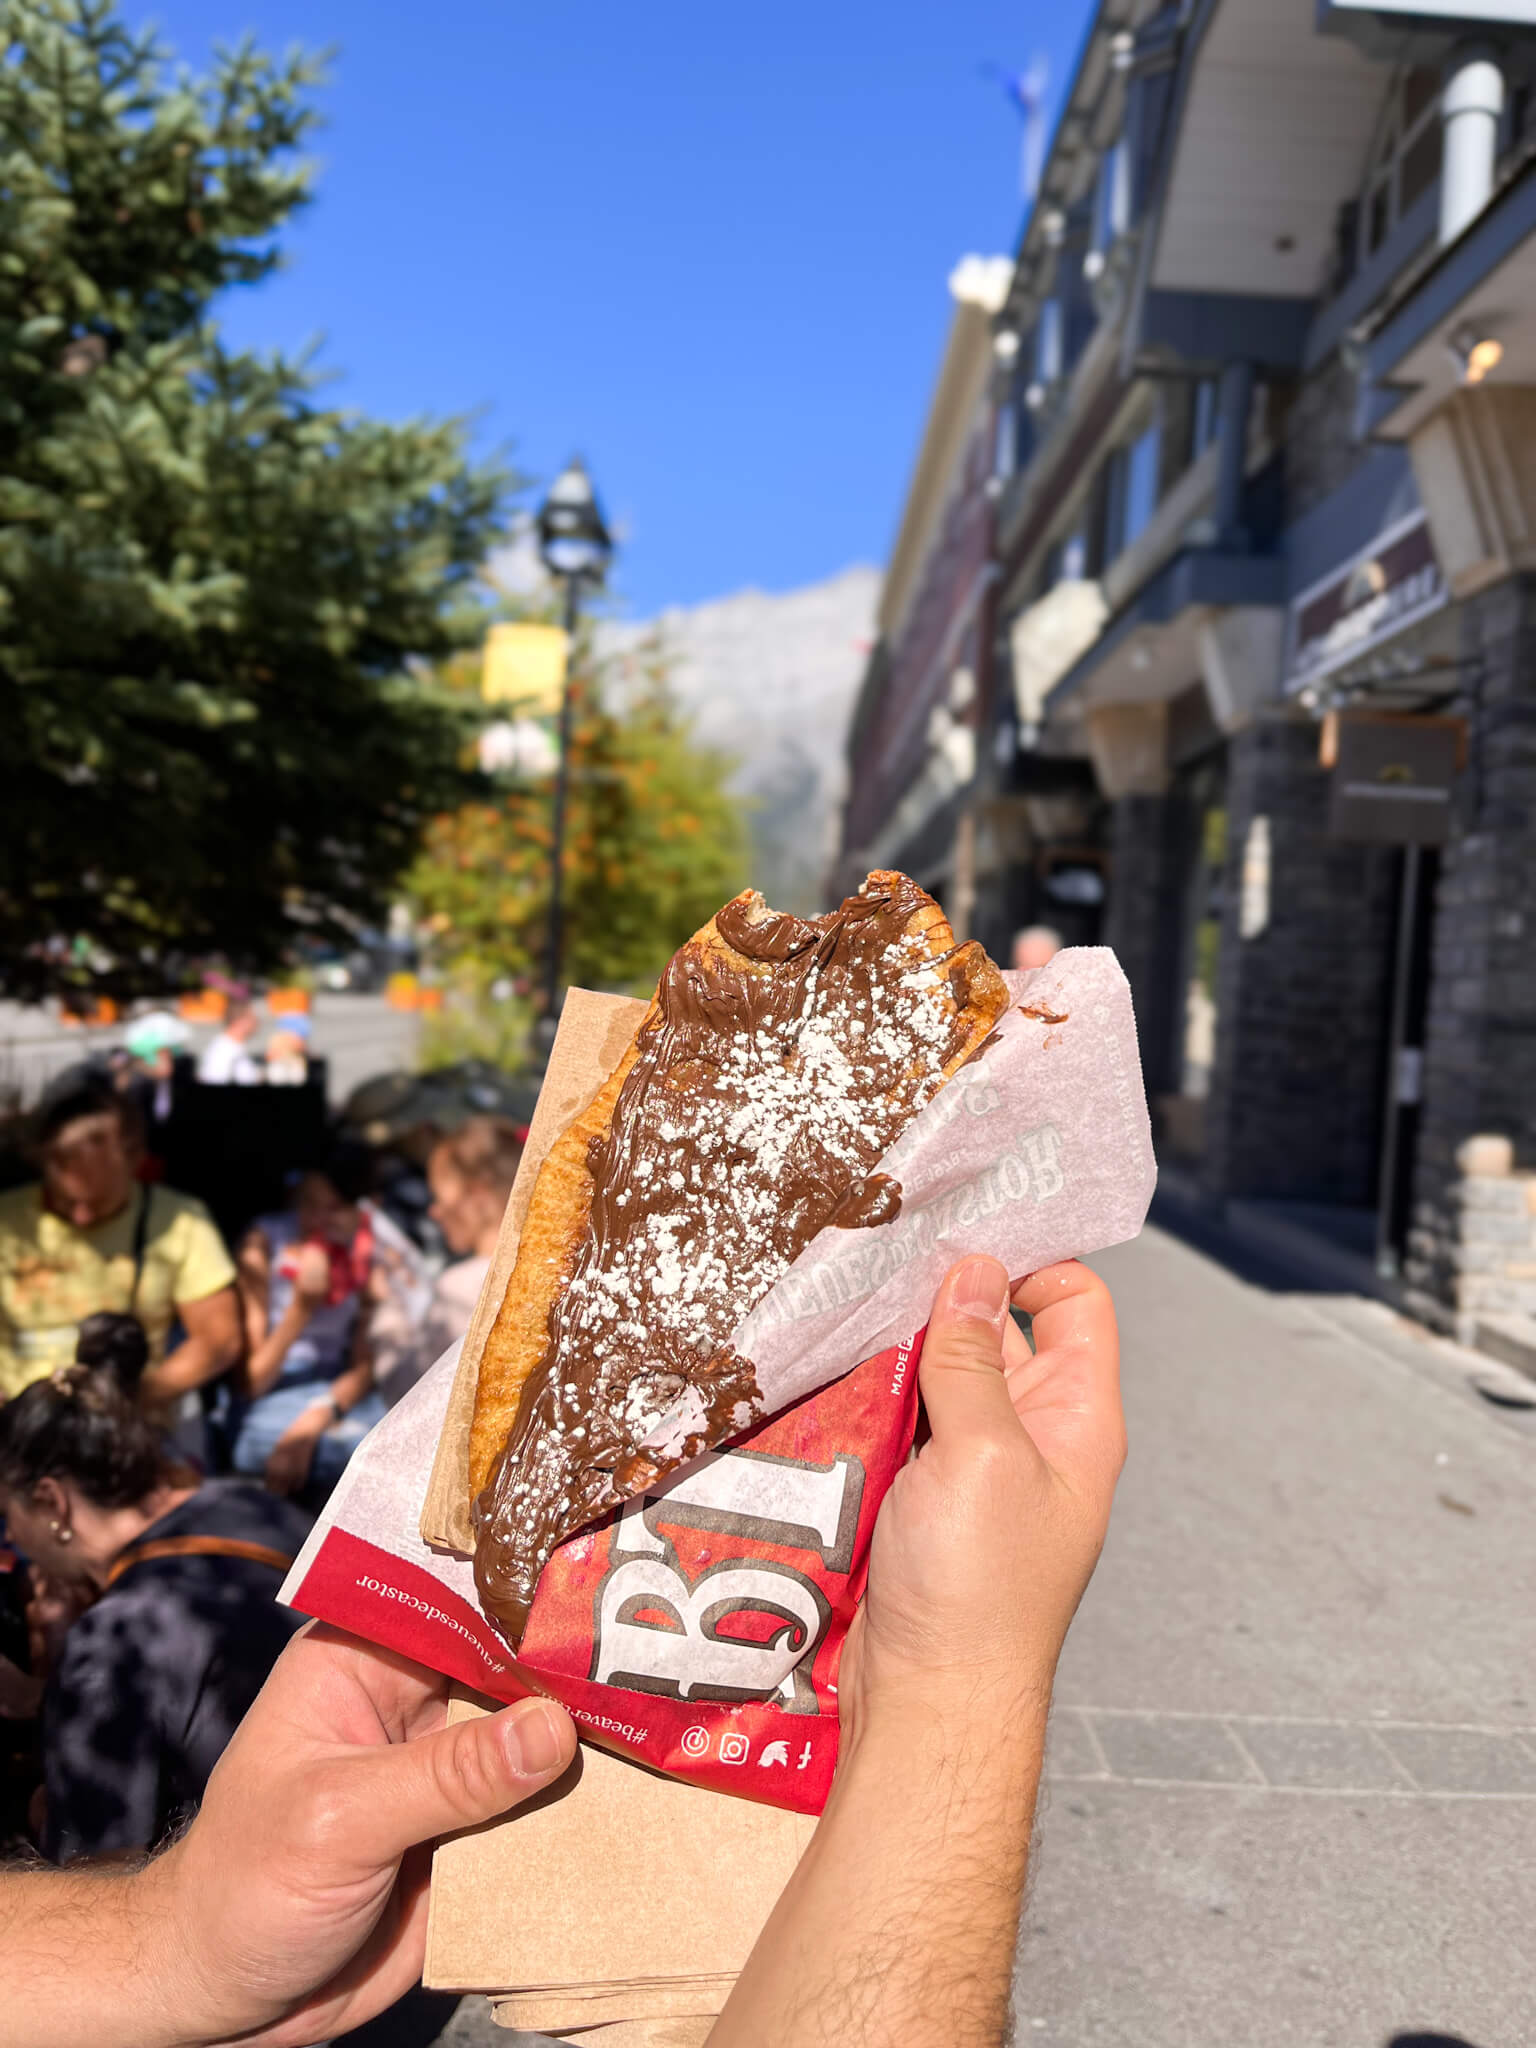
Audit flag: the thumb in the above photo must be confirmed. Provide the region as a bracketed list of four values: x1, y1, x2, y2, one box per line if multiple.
[342, 1695, 576, 1859]
[918, 1256, 1019, 1443]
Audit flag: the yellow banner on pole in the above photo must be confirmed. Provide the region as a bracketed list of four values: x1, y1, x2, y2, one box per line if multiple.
[481, 622, 568, 714]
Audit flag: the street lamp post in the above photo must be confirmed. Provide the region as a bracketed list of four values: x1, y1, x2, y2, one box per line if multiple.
[534, 457, 613, 1044]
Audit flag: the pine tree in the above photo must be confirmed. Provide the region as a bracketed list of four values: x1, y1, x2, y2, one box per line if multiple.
[0, 1, 502, 997]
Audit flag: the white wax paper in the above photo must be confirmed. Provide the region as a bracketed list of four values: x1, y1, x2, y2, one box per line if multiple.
[644, 949, 1155, 1450]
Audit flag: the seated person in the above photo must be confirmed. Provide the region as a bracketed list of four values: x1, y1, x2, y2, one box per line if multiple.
[0, 1075, 240, 1406]
[231, 1145, 384, 1506]
[0, 1252, 1126, 2048]
[262, 1013, 310, 1087]
[194, 995, 263, 1086]
[0, 1367, 310, 1865]
[371, 1114, 523, 1407]
[118, 1009, 189, 1153]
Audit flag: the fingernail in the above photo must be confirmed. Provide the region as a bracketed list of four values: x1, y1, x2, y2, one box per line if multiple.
[506, 1700, 567, 1777]
[950, 1256, 1009, 1325]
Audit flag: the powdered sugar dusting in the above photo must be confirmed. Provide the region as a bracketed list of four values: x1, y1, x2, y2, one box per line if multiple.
[475, 875, 983, 1643]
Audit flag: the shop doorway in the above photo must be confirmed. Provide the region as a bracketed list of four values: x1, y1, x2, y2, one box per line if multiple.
[1376, 845, 1438, 1277]
[1159, 754, 1227, 1162]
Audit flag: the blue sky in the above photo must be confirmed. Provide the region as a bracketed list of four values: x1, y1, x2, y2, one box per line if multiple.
[146, 1, 1091, 617]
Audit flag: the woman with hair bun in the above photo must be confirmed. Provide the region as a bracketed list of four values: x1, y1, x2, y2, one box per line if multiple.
[0, 1369, 309, 1864]
[72, 1310, 150, 1395]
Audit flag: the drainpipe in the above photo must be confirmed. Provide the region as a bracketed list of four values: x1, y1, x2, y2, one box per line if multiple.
[1213, 359, 1255, 550]
[1440, 46, 1505, 247]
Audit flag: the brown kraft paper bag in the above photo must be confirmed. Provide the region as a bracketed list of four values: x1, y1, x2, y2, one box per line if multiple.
[421, 992, 816, 2025]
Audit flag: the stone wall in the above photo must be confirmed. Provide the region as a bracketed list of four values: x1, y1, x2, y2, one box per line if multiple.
[1407, 1134, 1536, 1341]
[1406, 574, 1536, 1312]
[1279, 351, 1360, 525]
[1102, 792, 1196, 1104]
[1201, 715, 1399, 1205]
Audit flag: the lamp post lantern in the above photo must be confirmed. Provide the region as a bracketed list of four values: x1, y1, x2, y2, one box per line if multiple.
[534, 457, 613, 1045]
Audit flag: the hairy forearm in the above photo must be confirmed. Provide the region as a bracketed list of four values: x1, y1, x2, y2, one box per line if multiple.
[0, 1854, 199, 2048]
[713, 1687, 1047, 2048]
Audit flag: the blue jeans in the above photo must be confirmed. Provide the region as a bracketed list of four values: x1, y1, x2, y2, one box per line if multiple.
[230, 1382, 385, 1504]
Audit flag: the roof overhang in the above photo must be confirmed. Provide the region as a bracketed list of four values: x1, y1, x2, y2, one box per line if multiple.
[1365, 153, 1536, 434]
[1318, 0, 1536, 63]
[1044, 548, 1287, 722]
[1149, 0, 1387, 301]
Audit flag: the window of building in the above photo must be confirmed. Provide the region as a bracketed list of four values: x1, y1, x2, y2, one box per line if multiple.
[1026, 299, 1063, 407]
[1124, 422, 1161, 546]
[1059, 528, 1089, 582]
[1087, 139, 1132, 274]
[1158, 379, 1217, 495]
[1042, 526, 1090, 591]
[1192, 378, 1219, 460]
[1105, 414, 1162, 563]
[1359, 67, 1443, 264]
[1509, 78, 1531, 151]
[994, 405, 1016, 485]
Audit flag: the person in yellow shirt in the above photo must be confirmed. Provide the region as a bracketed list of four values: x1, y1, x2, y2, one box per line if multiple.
[0, 1074, 242, 1404]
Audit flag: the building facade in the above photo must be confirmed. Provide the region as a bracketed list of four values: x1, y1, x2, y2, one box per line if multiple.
[840, 0, 1536, 1322]
[835, 255, 1012, 936]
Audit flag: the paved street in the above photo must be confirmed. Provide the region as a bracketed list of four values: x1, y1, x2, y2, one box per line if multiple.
[1018, 1225, 1536, 2048]
[429, 1224, 1536, 2048]
[0, 992, 420, 1110]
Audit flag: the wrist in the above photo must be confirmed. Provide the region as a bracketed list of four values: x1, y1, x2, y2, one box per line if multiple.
[121, 1848, 224, 2048]
[840, 1667, 1052, 1781]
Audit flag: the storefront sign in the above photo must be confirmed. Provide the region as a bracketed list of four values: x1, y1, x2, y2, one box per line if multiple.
[1287, 512, 1446, 691]
[1328, 714, 1464, 846]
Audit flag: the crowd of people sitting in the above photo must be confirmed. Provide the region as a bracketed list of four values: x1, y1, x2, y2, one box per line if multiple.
[0, 1063, 523, 1883]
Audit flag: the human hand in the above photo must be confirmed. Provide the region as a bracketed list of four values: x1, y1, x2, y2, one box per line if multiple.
[263, 1409, 327, 1497]
[842, 1255, 1123, 1735]
[237, 1231, 271, 1287]
[715, 1259, 1120, 2048]
[292, 1242, 333, 1308]
[143, 1623, 576, 2047]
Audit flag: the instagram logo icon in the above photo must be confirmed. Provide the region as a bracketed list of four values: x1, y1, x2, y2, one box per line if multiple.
[719, 1733, 750, 1766]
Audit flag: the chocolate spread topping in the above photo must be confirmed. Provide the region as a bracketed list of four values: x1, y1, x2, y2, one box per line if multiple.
[472, 874, 978, 1646]
[828, 1173, 903, 1230]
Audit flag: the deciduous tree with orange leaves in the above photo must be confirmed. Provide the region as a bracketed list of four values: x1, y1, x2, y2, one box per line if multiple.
[407, 632, 747, 1013]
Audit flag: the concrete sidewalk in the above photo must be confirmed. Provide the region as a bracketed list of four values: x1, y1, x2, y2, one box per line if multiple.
[1018, 1225, 1536, 2048]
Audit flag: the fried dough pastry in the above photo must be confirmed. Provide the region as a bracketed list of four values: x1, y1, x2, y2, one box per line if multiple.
[470, 870, 1009, 1645]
